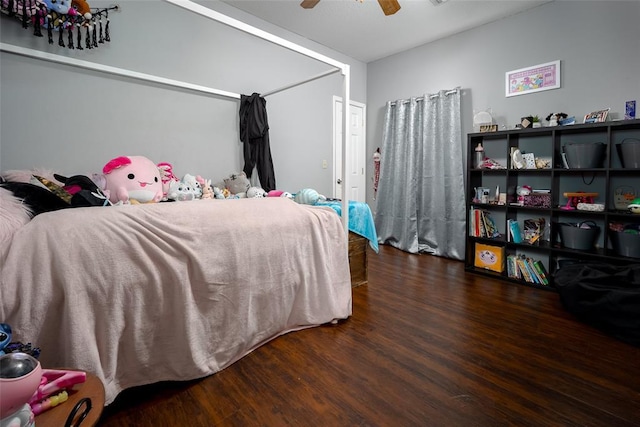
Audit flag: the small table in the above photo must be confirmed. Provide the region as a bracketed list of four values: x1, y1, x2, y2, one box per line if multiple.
[35, 371, 105, 427]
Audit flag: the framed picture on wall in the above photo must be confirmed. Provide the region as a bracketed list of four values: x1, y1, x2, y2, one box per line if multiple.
[505, 60, 561, 97]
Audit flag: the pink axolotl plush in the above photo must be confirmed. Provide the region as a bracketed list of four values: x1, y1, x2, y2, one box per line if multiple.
[102, 155, 164, 204]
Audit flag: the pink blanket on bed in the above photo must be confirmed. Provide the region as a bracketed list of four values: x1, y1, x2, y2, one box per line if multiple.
[0, 197, 352, 405]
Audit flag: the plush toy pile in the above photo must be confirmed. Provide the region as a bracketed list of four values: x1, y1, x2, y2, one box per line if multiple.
[0, 154, 329, 225]
[0, 0, 117, 50]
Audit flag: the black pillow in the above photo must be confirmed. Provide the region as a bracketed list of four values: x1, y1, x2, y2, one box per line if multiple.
[0, 182, 71, 216]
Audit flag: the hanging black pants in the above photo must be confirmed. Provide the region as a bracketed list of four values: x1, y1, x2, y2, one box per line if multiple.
[239, 93, 276, 192]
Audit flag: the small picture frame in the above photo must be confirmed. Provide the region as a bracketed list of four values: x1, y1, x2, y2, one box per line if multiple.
[522, 152, 536, 169]
[583, 108, 610, 124]
[479, 124, 498, 133]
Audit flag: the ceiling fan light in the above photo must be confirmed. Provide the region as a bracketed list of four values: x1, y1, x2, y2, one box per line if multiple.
[429, 0, 449, 6]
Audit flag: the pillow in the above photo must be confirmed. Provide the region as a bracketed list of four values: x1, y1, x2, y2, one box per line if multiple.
[0, 169, 62, 185]
[0, 186, 32, 244]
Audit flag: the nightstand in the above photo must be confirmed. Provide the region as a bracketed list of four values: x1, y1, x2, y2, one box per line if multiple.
[35, 371, 105, 427]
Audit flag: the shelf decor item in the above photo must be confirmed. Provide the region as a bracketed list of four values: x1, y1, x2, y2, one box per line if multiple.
[583, 108, 610, 124]
[474, 243, 505, 273]
[506, 60, 561, 97]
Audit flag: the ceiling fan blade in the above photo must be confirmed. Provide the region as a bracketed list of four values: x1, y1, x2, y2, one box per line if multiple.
[300, 0, 321, 9]
[377, 0, 401, 15]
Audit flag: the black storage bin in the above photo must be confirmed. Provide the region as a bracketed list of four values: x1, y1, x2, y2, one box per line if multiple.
[610, 231, 640, 258]
[558, 222, 600, 250]
[554, 263, 640, 347]
[563, 142, 606, 168]
[616, 138, 640, 169]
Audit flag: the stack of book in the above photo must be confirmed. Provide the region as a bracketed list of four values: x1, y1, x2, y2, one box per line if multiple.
[506, 254, 550, 285]
[469, 208, 501, 239]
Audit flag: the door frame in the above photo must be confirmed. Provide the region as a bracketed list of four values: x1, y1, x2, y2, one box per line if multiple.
[332, 96, 367, 201]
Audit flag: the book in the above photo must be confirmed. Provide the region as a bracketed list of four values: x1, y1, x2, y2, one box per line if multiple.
[516, 258, 533, 282]
[508, 219, 523, 243]
[526, 258, 542, 284]
[506, 255, 520, 279]
[481, 211, 500, 239]
[532, 260, 550, 285]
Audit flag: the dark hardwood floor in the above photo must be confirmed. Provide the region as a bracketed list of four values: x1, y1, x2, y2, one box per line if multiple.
[99, 244, 640, 427]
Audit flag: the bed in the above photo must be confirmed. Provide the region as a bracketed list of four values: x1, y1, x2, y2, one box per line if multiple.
[0, 0, 359, 406]
[0, 196, 353, 405]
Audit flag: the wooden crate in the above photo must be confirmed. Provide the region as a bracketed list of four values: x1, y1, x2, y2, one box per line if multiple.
[348, 232, 368, 287]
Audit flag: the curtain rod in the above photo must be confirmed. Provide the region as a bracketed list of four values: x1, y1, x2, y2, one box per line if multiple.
[389, 87, 461, 106]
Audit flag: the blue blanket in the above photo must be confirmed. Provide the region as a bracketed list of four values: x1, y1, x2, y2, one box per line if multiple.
[316, 200, 379, 253]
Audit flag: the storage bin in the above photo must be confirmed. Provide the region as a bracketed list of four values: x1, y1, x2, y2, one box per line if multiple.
[558, 222, 600, 250]
[610, 230, 640, 258]
[523, 193, 551, 208]
[563, 142, 606, 168]
[616, 138, 640, 169]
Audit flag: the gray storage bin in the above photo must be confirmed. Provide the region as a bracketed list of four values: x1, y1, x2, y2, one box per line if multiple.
[558, 222, 600, 250]
[563, 142, 606, 168]
[610, 230, 640, 258]
[616, 138, 640, 169]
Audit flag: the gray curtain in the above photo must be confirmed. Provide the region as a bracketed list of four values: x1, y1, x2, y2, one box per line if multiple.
[374, 89, 466, 259]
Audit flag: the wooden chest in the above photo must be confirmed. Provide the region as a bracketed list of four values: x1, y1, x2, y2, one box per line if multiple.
[348, 232, 368, 287]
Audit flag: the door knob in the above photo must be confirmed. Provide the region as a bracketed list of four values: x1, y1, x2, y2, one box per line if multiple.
[337, 179, 342, 184]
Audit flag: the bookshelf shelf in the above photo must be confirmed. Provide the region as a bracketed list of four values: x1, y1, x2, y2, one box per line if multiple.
[465, 119, 640, 289]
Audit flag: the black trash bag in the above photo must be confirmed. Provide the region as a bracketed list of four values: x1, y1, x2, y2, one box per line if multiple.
[554, 263, 640, 347]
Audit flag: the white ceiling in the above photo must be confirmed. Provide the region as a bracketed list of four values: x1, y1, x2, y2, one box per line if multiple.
[220, 0, 552, 63]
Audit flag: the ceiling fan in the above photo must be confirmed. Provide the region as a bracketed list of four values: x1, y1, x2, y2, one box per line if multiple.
[300, 0, 401, 16]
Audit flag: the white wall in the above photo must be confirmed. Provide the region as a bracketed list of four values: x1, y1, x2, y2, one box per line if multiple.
[366, 0, 640, 207]
[0, 0, 367, 196]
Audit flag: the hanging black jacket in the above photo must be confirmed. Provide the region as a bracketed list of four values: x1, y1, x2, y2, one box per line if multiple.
[239, 93, 276, 192]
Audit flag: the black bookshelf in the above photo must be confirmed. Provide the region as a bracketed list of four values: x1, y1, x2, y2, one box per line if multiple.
[464, 119, 640, 289]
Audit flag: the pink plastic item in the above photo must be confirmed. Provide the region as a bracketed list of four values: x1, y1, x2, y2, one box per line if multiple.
[28, 369, 86, 411]
[0, 354, 42, 418]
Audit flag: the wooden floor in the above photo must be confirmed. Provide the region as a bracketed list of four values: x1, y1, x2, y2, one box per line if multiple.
[99, 244, 640, 427]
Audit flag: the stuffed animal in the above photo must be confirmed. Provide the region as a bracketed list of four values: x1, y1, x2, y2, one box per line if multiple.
[70, 0, 91, 20]
[213, 186, 226, 199]
[0, 323, 11, 355]
[53, 173, 109, 207]
[157, 161, 179, 200]
[294, 188, 326, 205]
[102, 156, 164, 204]
[41, 0, 76, 29]
[246, 186, 266, 198]
[545, 112, 568, 127]
[224, 172, 251, 197]
[628, 198, 640, 214]
[267, 190, 293, 199]
[201, 179, 214, 199]
[181, 174, 203, 199]
[167, 180, 196, 201]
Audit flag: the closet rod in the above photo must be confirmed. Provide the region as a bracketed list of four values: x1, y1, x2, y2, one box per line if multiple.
[0, 43, 242, 100]
[262, 68, 341, 97]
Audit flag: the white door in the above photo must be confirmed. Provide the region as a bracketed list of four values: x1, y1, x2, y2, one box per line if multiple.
[333, 97, 366, 202]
